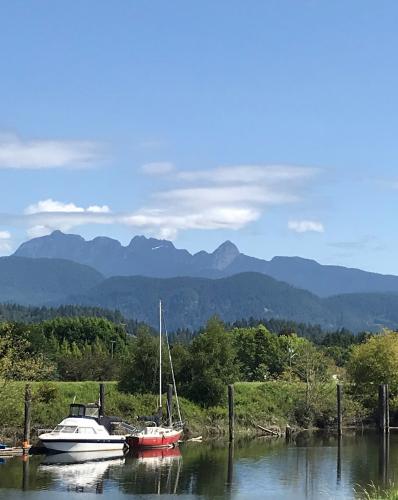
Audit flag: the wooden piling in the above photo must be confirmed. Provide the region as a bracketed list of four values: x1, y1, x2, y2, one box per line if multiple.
[226, 441, 234, 488]
[228, 384, 234, 442]
[337, 384, 343, 436]
[167, 384, 173, 427]
[23, 384, 31, 451]
[379, 384, 387, 433]
[99, 383, 105, 417]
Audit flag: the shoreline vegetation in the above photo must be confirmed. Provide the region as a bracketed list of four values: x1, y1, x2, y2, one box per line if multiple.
[0, 380, 363, 446]
[1, 309, 398, 447]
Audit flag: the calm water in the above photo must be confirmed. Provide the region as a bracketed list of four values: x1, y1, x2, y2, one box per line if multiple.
[0, 432, 395, 499]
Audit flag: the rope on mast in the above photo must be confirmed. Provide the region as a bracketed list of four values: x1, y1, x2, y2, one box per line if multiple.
[162, 313, 183, 424]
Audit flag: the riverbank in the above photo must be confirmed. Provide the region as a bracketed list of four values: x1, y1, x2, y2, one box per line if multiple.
[0, 380, 364, 444]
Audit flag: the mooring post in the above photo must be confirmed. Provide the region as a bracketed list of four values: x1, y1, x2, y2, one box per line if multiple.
[228, 384, 234, 442]
[379, 384, 386, 433]
[99, 383, 105, 417]
[385, 384, 390, 433]
[337, 384, 343, 436]
[226, 441, 234, 489]
[23, 384, 31, 452]
[167, 384, 173, 427]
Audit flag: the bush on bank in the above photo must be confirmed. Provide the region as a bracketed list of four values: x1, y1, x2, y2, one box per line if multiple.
[0, 380, 365, 442]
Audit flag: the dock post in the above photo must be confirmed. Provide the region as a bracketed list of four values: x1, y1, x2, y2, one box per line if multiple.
[385, 384, 390, 433]
[23, 384, 31, 452]
[99, 383, 105, 417]
[226, 441, 234, 489]
[167, 384, 173, 427]
[379, 384, 387, 433]
[228, 384, 234, 442]
[337, 384, 343, 436]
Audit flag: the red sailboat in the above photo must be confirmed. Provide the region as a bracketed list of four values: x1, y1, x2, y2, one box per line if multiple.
[127, 301, 184, 449]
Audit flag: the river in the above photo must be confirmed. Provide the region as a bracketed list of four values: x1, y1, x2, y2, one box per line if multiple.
[0, 431, 394, 499]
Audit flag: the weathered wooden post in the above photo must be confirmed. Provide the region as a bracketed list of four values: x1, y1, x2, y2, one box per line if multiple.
[385, 384, 390, 433]
[99, 383, 105, 417]
[337, 384, 343, 436]
[226, 441, 234, 488]
[379, 384, 387, 433]
[23, 384, 31, 452]
[22, 454, 30, 491]
[228, 384, 234, 442]
[167, 384, 173, 427]
[336, 434, 342, 485]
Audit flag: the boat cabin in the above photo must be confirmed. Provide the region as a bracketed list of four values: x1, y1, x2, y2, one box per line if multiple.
[69, 403, 99, 420]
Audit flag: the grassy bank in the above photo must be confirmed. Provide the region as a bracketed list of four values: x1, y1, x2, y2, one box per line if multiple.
[0, 380, 362, 444]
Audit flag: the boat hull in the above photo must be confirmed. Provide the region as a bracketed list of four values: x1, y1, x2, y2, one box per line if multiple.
[127, 430, 182, 449]
[40, 439, 126, 453]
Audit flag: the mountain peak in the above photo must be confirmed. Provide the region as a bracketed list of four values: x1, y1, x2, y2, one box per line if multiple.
[212, 240, 240, 270]
[128, 235, 175, 251]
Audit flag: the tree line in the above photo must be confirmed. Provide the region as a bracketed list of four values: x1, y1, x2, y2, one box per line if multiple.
[1, 311, 396, 426]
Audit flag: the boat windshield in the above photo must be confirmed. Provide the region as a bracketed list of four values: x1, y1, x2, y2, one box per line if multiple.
[53, 425, 78, 433]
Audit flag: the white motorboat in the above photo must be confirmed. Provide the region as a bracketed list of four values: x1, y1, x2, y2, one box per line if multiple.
[39, 403, 126, 453]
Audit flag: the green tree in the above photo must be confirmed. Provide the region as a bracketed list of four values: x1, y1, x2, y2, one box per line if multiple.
[119, 326, 170, 395]
[187, 317, 239, 407]
[347, 330, 398, 408]
[0, 324, 55, 381]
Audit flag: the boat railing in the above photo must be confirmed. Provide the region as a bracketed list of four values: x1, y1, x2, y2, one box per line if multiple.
[117, 421, 142, 434]
[172, 421, 184, 430]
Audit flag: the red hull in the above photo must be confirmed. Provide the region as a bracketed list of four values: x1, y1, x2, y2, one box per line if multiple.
[127, 430, 182, 449]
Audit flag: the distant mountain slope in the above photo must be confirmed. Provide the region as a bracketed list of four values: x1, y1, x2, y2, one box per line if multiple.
[1, 256, 398, 331]
[66, 272, 334, 331]
[14, 231, 398, 297]
[65, 272, 398, 332]
[0, 256, 103, 305]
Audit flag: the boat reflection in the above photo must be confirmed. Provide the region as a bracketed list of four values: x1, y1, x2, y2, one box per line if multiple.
[124, 446, 182, 494]
[38, 450, 125, 493]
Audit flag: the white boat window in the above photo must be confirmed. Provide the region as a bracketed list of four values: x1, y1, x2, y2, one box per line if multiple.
[85, 407, 99, 418]
[56, 425, 78, 433]
[77, 427, 95, 434]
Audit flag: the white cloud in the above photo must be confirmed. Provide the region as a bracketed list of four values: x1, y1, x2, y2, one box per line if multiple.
[141, 162, 175, 175]
[0, 164, 319, 240]
[25, 199, 110, 215]
[0, 133, 101, 169]
[23, 199, 112, 236]
[177, 165, 317, 184]
[0, 230, 11, 254]
[288, 220, 324, 233]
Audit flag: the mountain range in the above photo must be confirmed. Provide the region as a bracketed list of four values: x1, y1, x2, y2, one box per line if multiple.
[14, 230, 398, 297]
[2, 230, 398, 331]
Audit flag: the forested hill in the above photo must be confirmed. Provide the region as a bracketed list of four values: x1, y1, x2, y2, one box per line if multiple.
[0, 256, 103, 305]
[67, 272, 398, 332]
[2, 256, 398, 332]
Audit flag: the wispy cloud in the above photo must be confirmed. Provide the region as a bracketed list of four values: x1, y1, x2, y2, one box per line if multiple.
[176, 165, 317, 184]
[23, 199, 111, 237]
[25, 199, 110, 215]
[141, 162, 175, 175]
[0, 164, 320, 240]
[0, 230, 11, 254]
[0, 133, 101, 169]
[288, 220, 324, 233]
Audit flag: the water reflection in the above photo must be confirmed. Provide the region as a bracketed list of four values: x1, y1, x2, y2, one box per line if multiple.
[39, 450, 125, 493]
[2, 433, 398, 499]
[124, 447, 182, 495]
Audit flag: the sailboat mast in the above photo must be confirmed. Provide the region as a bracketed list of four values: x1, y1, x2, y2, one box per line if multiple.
[159, 299, 162, 410]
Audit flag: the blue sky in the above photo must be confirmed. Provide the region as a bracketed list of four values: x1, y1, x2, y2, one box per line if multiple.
[1, 1, 398, 273]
